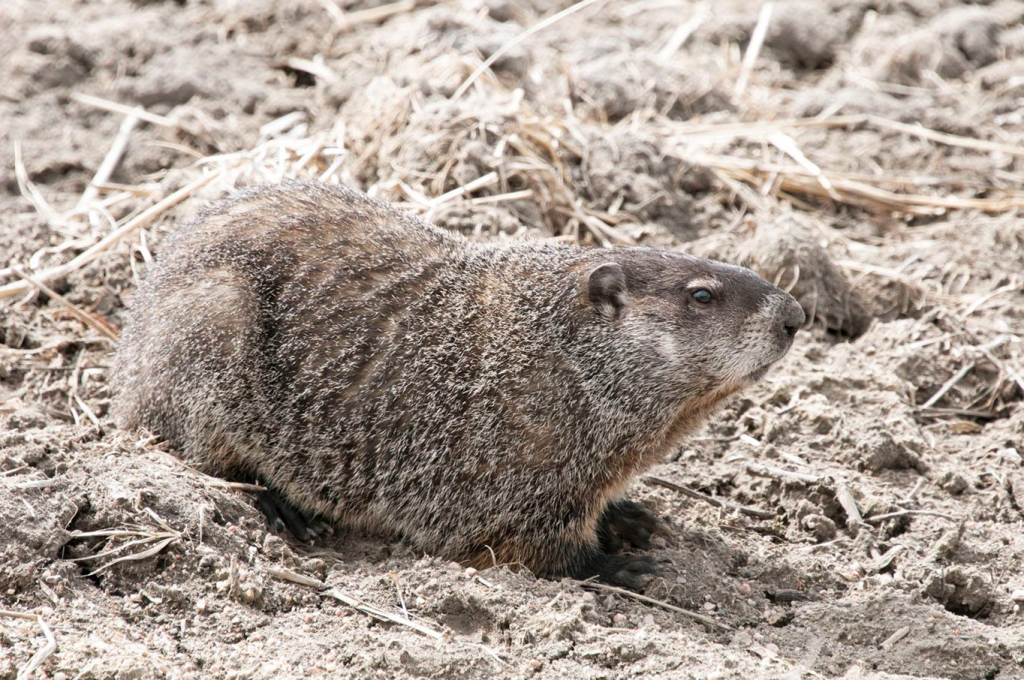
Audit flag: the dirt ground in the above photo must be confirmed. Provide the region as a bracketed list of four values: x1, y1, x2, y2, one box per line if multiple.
[2, 0, 1024, 677]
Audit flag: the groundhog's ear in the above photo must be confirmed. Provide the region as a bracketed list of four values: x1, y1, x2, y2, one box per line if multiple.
[587, 263, 627, 320]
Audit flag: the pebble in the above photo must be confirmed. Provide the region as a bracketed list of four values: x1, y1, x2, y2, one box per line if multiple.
[613, 613, 628, 625]
[999, 448, 1022, 466]
[465, 567, 478, 578]
[1010, 589, 1024, 602]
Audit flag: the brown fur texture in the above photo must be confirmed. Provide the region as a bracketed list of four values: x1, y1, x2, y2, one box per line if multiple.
[112, 181, 804, 587]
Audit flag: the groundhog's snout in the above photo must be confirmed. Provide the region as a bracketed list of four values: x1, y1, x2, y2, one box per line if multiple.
[777, 294, 806, 344]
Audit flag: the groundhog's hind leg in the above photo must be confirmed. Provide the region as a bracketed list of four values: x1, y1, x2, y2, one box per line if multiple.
[251, 479, 333, 543]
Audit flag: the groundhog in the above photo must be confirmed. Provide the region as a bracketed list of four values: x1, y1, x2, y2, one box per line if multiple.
[112, 181, 804, 589]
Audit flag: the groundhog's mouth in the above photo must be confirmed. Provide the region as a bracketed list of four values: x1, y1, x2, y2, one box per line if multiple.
[745, 361, 777, 382]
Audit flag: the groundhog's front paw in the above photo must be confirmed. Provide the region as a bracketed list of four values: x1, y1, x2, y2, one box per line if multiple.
[568, 544, 660, 591]
[598, 499, 662, 553]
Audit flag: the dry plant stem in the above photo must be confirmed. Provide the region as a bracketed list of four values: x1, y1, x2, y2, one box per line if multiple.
[150, 450, 266, 492]
[77, 114, 139, 217]
[265, 569, 445, 640]
[671, 114, 1024, 158]
[960, 281, 1021, 319]
[83, 535, 180, 576]
[313, 0, 346, 26]
[767, 132, 839, 200]
[191, 478, 266, 493]
[902, 478, 926, 505]
[880, 626, 911, 651]
[326, 590, 445, 640]
[867, 115, 1024, 158]
[734, 2, 773, 98]
[318, 0, 415, 32]
[11, 267, 120, 342]
[979, 346, 1024, 396]
[745, 462, 821, 484]
[869, 545, 905, 572]
[644, 476, 776, 519]
[575, 581, 733, 631]
[0, 170, 220, 300]
[13, 141, 63, 228]
[71, 92, 175, 127]
[657, 5, 709, 60]
[686, 153, 1024, 215]
[670, 114, 864, 138]
[866, 509, 958, 523]
[918, 362, 975, 410]
[428, 171, 499, 206]
[68, 533, 178, 563]
[286, 57, 337, 84]
[0, 610, 57, 680]
[452, 0, 606, 100]
[266, 568, 326, 589]
[835, 481, 864, 526]
[919, 406, 998, 419]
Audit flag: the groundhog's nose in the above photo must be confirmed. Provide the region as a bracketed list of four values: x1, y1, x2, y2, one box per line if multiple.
[780, 297, 805, 338]
[778, 299, 802, 337]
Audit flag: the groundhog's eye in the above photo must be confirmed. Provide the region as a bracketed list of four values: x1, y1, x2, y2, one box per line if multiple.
[691, 288, 713, 304]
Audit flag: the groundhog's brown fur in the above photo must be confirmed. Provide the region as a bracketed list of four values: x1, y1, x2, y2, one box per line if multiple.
[112, 181, 804, 588]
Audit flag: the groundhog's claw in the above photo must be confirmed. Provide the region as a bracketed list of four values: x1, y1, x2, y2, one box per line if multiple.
[603, 554, 659, 591]
[255, 487, 332, 543]
[571, 553, 659, 591]
[598, 499, 662, 553]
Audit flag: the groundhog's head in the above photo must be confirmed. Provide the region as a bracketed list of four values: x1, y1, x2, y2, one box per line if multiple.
[584, 250, 805, 395]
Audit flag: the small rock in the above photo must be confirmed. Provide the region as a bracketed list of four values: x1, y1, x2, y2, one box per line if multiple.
[857, 430, 925, 473]
[938, 471, 969, 495]
[998, 448, 1022, 466]
[731, 630, 753, 647]
[612, 613, 628, 625]
[802, 514, 838, 542]
[465, 567, 478, 578]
